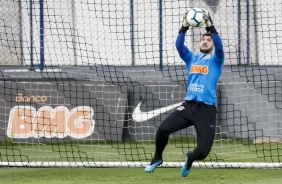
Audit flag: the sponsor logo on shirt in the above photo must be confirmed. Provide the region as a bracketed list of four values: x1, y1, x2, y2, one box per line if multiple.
[190, 65, 209, 74]
[189, 83, 205, 93]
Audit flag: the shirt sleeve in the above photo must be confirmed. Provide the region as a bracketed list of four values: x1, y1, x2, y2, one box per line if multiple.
[212, 33, 224, 60]
[175, 32, 189, 59]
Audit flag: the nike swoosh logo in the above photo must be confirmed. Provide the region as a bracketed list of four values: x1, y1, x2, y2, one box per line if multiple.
[132, 101, 183, 122]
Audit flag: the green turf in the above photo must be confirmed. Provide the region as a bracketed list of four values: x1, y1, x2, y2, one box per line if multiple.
[0, 137, 281, 163]
[0, 167, 281, 184]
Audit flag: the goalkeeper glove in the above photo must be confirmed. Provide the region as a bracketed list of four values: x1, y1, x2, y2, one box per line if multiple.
[202, 8, 213, 27]
[202, 8, 218, 33]
[182, 12, 190, 27]
[179, 12, 189, 33]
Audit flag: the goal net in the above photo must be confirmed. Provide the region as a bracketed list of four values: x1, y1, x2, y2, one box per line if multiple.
[0, 0, 281, 168]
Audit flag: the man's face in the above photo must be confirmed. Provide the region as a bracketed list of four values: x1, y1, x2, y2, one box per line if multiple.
[200, 35, 214, 54]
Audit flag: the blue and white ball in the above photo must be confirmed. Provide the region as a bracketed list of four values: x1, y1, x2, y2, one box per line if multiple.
[186, 8, 205, 27]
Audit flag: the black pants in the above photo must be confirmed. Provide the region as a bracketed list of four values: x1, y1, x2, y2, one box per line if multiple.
[154, 100, 217, 163]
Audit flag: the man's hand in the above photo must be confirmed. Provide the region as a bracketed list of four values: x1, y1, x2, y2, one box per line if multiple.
[182, 12, 190, 27]
[202, 8, 213, 27]
[179, 12, 190, 33]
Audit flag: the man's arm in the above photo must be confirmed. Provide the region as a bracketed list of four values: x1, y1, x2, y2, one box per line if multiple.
[202, 9, 224, 60]
[210, 29, 224, 60]
[175, 13, 190, 59]
[175, 31, 189, 58]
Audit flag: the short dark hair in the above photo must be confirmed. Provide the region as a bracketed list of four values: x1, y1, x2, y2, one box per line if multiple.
[202, 32, 212, 39]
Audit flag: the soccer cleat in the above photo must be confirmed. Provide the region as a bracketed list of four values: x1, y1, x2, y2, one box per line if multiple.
[181, 151, 192, 177]
[145, 158, 163, 173]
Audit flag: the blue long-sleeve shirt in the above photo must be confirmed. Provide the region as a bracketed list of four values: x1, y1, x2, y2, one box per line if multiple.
[175, 32, 224, 106]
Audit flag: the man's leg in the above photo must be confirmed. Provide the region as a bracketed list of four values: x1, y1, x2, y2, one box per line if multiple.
[185, 105, 217, 172]
[145, 102, 193, 172]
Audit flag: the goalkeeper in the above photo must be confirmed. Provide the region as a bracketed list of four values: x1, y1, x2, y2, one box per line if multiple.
[145, 9, 224, 177]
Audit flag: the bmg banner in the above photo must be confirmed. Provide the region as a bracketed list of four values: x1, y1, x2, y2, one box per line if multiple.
[0, 81, 127, 142]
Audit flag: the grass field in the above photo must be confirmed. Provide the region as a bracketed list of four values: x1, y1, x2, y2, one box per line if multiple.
[1, 138, 281, 183]
[1, 137, 281, 163]
[0, 167, 282, 184]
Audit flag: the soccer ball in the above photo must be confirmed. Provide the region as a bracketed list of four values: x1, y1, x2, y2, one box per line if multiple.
[186, 8, 205, 27]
